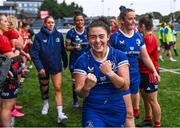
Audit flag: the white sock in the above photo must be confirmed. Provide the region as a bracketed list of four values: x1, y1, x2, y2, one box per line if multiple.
[57, 106, 63, 115]
[43, 100, 49, 106]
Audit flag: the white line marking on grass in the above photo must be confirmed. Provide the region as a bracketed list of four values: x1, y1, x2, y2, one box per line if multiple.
[160, 67, 180, 74]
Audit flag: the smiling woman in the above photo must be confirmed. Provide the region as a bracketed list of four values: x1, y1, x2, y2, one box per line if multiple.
[73, 17, 134, 127]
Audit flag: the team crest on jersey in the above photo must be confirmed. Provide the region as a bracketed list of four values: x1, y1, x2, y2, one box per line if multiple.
[136, 39, 141, 46]
[56, 38, 60, 42]
[88, 66, 94, 73]
[119, 40, 124, 44]
[100, 76, 106, 81]
[130, 47, 134, 50]
[43, 40, 47, 43]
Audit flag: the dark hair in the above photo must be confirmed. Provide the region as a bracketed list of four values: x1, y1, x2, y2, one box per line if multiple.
[22, 22, 28, 28]
[139, 15, 153, 31]
[87, 16, 110, 35]
[44, 16, 54, 23]
[164, 18, 171, 24]
[73, 10, 84, 21]
[118, 8, 134, 21]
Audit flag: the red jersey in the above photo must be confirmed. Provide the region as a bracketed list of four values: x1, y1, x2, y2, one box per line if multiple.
[139, 33, 159, 74]
[19, 29, 30, 51]
[0, 34, 12, 54]
[0, 34, 20, 70]
[4, 29, 19, 48]
[111, 27, 118, 34]
[4, 29, 19, 40]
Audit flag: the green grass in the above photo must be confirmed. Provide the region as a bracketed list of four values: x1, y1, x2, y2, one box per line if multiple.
[15, 32, 180, 127]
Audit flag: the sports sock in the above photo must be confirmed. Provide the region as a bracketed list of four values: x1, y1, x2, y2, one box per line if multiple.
[43, 99, 49, 106]
[154, 121, 161, 127]
[57, 106, 63, 116]
[145, 115, 152, 121]
[133, 108, 140, 118]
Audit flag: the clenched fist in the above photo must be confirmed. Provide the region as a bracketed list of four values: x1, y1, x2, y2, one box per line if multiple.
[84, 73, 97, 90]
[99, 60, 112, 75]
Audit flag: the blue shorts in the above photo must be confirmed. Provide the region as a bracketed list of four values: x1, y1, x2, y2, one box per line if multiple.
[164, 42, 175, 50]
[82, 98, 126, 127]
[129, 73, 140, 94]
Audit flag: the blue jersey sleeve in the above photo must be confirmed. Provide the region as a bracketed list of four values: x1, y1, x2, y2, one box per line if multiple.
[66, 29, 72, 43]
[113, 49, 129, 68]
[136, 32, 145, 49]
[73, 54, 87, 75]
[109, 33, 117, 48]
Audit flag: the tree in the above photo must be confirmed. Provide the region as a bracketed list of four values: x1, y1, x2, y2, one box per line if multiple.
[40, 0, 60, 19]
[39, 0, 85, 19]
[152, 12, 162, 20]
[174, 11, 180, 22]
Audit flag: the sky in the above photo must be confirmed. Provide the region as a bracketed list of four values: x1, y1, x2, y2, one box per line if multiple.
[0, 0, 179, 17]
[57, 0, 180, 17]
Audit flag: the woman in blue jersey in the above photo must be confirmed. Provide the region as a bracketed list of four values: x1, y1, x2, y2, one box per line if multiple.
[109, 8, 160, 119]
[74, 17, 134, 127]
[66, 11, 89, 108]
[30, 16, 68, 123]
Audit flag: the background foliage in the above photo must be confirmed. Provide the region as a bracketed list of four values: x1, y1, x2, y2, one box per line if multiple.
[40, 0, 84, 19]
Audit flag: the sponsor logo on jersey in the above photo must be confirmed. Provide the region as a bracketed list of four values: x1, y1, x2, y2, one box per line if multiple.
[119, 40, 125, 44]
[100, 76, 106, 81]
[88, 66, 94, 73]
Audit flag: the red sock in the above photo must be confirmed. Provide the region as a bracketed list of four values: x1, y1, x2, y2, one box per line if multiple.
[133, 108, 140, 118]
[145, 115, 152, 121]
[154, 121, 161, 127]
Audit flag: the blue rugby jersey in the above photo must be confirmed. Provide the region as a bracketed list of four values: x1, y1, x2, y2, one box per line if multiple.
[66, 27, 89, 70]
[109, 29, 145, 74]
[74, 47, 129, 102]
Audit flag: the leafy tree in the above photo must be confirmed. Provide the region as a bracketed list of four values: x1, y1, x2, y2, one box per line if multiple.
[39, 0, 85, 19]
[152, 12, 162, 20]
[174, 11, 180, 22]
[40, 0, 60, 19]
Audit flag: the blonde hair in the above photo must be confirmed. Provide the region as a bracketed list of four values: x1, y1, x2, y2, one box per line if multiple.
[7, 15, 18, 29]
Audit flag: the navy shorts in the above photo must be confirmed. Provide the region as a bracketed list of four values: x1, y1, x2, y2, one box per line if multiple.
[0, 79, 19, 99]
[164, 42, 175, 50]
[82, 98, 126, 127]
[140, 73, 158, 93]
